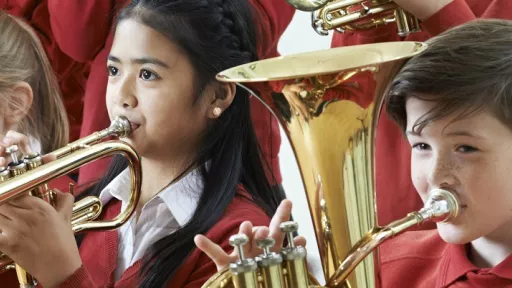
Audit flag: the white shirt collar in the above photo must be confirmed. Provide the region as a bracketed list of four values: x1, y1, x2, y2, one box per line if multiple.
[99, 167, 202, 226]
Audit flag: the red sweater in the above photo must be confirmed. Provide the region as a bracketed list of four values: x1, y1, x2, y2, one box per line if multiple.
[52, 195, 271, 288]
[379, 230, 512, 287]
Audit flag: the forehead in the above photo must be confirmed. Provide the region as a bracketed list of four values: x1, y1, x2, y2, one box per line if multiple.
[404, 97, 510, 136]
[111, 19, 182, 64]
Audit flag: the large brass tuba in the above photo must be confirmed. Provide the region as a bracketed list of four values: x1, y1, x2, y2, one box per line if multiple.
[201, 42, 460, 288]
[287, 0, 421, 37]
[0, 116, 142, 287]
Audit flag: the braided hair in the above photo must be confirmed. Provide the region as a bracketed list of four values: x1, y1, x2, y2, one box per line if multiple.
[78, 1, 284, 287]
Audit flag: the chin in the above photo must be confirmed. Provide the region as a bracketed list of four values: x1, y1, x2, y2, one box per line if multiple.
[436, 223, 473, 245]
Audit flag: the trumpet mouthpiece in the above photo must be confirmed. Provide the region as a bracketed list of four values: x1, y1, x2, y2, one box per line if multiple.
[421, 189, 461, 223]
[109, 117, 131, 138]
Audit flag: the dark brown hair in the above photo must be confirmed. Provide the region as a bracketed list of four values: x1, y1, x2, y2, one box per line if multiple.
[386, 19, 512, 133]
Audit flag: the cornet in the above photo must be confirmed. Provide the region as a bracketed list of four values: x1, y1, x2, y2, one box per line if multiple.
[198, 41, 462, 287]
[287, 0, 421, 37]
[0, 116, 142, 288]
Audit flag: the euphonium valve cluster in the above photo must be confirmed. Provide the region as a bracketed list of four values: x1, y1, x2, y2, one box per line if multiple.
[219, 222, 315, 288]
[286, 0, 421, 37]
[202, 189, 460, 288]
[0, 116, 142, 288]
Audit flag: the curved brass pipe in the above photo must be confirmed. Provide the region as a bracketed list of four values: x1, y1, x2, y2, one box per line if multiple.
[0, 116, 142, 287]
[287, 0, 421, 37]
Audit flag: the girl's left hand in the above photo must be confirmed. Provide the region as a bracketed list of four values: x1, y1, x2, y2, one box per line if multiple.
[195, 200, 307, 272]
[393, 0, 453, 20]
[0, 190, 82, 288]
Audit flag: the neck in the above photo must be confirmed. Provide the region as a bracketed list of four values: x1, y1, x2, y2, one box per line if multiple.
[469, 220, 512, 268]
[139, 154, 196, 207]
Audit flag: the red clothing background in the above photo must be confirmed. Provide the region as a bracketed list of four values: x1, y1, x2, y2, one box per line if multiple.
[57, 194, 271, 288]
[379, 230, 512, 287]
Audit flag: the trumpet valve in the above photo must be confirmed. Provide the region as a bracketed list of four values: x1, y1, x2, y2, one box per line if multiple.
[229, 234, 259, 288]
[279, 222, 309, 288]
[5, 145, 20, 164]
[6, 145, 27, 177]
[255, 238, 285, 288]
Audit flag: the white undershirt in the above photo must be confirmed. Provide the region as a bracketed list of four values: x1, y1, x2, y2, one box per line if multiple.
[98, 168, 202, 280]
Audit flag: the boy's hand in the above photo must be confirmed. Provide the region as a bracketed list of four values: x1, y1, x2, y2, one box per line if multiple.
[393, 0, 453, 20]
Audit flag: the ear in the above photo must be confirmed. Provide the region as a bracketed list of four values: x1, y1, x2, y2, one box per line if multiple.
[4, 82, 34, 126]
[206, 82, 236, 119]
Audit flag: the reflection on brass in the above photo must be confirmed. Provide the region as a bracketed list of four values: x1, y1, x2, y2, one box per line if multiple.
[201, 42, 459, 287]
[287, 0, 421, 37]
[0, 117, 142, 287]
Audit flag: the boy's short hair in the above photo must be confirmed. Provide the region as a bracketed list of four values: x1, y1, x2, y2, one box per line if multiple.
[386, 19, 512, 133]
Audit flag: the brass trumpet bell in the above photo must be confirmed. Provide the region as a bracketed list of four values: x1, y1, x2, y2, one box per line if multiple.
[0, 116, 142, 287]
[287, 0, 421, 37]
[198, 41, 460, 288]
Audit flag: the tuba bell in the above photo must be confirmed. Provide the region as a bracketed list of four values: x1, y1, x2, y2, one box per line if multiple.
[0, 116, 142, 288]
[286, 0, 421, 37]
[200, 42, 461, 288]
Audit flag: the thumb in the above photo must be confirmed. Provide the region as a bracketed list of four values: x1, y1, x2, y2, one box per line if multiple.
[42, 153, 57, 164]
[54, 190, 74, 221]
[194, 234, 233, 272]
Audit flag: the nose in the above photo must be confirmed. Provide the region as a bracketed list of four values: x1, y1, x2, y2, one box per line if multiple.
[427, 154, 458, 189]
[114, 77, 138, 109]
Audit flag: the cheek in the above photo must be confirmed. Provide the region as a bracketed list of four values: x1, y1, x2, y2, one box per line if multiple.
[105, 88, 115, 118]
[411, 155, 429, 200]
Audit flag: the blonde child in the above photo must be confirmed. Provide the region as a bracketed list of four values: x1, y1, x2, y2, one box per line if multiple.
[0, 9, 70, 287]
[0, 10, 68, 154]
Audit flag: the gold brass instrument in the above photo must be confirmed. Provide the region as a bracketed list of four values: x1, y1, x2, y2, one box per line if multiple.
[201, 41, 461, 288]
[0, 116, 142, 288]
[286, 0, 421, 37]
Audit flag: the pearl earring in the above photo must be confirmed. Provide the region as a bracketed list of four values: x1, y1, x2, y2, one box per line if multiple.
[213, 107, 222, 117]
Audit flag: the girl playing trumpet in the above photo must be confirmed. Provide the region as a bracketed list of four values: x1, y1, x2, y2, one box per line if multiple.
[0, 0, 283, 287]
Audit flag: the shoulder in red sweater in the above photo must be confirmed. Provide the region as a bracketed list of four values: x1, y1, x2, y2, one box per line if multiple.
[379, 229, 512, 288]
[59, 193, 271, 288]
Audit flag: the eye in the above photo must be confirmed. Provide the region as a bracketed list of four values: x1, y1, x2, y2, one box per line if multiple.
[139, 69, 160, 81]
[107, 65, 119, 76]
[412, 143, 431, 151]
[456, 145, 478, 153]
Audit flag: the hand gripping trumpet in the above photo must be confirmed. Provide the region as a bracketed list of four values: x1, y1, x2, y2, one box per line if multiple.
[0, 116, 142, 288]
[286, 0, 421, 37]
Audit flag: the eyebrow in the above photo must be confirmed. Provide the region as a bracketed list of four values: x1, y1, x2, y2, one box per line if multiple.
[108, 55, 170, 69]
[406, 130, 485, 139]
[444, 130, 485, 139]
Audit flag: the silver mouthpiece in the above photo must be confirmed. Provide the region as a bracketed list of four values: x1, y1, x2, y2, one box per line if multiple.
[419, 188, 460, 223]
[108, 116, 131, 138]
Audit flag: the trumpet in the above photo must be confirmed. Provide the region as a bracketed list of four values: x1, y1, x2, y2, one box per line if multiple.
[287, 0, 421, 37]
[0, 116, 142, 288]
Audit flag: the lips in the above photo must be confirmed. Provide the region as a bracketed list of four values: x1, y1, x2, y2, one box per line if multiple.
[130, 122, 140, 131]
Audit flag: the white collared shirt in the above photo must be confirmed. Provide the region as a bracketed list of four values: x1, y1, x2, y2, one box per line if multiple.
[99, 168, 203, 280]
